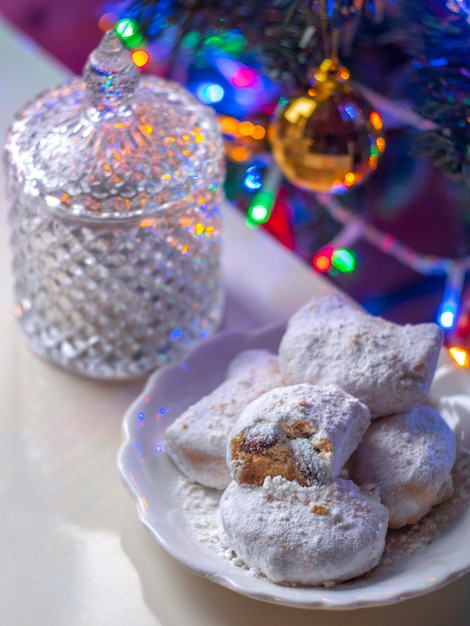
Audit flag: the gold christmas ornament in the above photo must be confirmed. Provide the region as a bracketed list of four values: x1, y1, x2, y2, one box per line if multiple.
[271, 58, 386, 194]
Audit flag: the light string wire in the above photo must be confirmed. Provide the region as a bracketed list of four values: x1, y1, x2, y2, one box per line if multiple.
[316, 191, 469, 330]
[258, 154, 470, 331]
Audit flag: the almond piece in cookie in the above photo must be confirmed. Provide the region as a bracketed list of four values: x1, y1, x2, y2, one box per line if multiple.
[227, 383, 370, 487]
[164, 350, 283, 489]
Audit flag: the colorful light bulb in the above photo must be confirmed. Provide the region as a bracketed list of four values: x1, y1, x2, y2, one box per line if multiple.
[196, 83, 225, 104]
[247, 191, 274, 224]
[448, 346, 470, 367]
[114, 19, 144, 48]
[131, 50, 150, 69]
[231, 67, 258, 88]
[115, 18, 138, 40]
[331, 248, 357, 273]
[244, 165, 263, 191]
[313, 247, 333, 273]
[439, 309, 456, 329]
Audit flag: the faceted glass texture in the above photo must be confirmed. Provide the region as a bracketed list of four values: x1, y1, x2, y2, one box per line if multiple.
[5, 32, 225, 379]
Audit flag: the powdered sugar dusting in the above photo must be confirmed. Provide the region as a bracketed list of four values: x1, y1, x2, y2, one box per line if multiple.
[228, 384, 370, 488]
[279, 294, 443, 418]
[379, 450, 470, 568]
[164, 350, 283, 489]
[178, 477, 252, 571]
[177, 450, 470, 587]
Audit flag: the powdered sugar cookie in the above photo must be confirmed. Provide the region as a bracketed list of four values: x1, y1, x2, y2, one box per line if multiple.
[348, 405, 456, 528]
[279, 294, 443, 417]
[164, 350, 283, 489]
[219, 476, 389, 586]
[226, 349, 279, 379]
[227, 383, 370, 487]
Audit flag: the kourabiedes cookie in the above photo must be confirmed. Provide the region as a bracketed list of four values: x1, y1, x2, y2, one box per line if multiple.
[279, 294, 443, 417]
[164, 350, 283, 489]
[227, 383, 370, 487]
[348, 404, 456, 528]
[220, 476, 389, 586]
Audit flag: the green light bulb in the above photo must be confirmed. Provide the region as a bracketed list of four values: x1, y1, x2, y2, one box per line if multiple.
[247, 191, 273, 224]
[115, 18, 138, 40]
[331, 248, 357, 273]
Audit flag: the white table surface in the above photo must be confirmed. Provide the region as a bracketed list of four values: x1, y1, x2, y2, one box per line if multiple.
[0, 19, 469, 626]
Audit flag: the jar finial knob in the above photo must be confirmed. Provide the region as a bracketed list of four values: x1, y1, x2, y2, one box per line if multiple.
[83, 30, 139, 109]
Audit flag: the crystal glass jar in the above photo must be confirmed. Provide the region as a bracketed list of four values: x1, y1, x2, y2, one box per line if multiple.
[4, 32, 225, 379]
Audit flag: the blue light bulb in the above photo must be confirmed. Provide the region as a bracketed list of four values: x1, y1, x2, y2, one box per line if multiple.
[244, 165, 263, 191]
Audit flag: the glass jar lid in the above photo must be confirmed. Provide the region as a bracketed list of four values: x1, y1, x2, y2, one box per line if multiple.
[5, 31, 225, 220]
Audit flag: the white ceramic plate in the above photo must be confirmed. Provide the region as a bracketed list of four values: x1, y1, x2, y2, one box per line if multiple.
[117, 324, 470, 610]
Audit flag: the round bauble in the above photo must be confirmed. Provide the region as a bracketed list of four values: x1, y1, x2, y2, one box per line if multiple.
[271, 58, 386, 194]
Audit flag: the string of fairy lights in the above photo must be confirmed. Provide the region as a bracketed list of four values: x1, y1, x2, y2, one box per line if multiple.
[112, 14, 470, 368]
